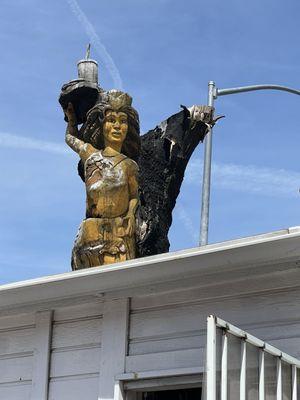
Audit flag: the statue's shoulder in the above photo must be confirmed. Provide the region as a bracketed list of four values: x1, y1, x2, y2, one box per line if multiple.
[122, 156, 139, 172]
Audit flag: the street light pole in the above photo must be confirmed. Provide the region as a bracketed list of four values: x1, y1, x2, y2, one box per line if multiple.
[199, 83, 300, 246]
[199, 81, 216, 246]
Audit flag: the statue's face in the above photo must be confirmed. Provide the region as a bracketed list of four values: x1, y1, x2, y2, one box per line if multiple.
[103, 110, 128, 148]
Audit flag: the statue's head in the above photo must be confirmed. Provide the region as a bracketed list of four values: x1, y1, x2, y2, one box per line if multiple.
[102, 109, 128, 150]
[83, 90, 140, 161]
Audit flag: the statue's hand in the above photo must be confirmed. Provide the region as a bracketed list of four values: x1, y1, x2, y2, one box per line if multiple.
[187, 105, 224, 129]
[64, 102, 77, 126]
[188, 105, 214, 124]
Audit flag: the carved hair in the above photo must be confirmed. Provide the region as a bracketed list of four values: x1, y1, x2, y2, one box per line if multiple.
[80, 90, 140, 162]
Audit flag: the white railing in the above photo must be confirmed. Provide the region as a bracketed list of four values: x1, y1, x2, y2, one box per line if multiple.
[206, 315, 300, 400]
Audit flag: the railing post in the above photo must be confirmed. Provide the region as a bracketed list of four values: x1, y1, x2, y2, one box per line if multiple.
[221, 331, 228, 400]
[292, 365, 297, 400]
[259, 349, 265, 400]
[206, 315, 217, 400]
[276, 358, 282, 400]
[240, 340, 247, 400]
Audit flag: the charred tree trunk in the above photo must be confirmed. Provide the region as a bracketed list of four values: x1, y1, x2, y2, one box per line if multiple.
[137, 107, 208, 257]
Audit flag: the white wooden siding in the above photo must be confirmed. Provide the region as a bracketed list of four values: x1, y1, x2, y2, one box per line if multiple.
[48, 302, 103, 399]
[0, 353, 33, 383]
[0, 313, 35, 398]
[127, 285, 300, 372]
[1, 281, 300, 397]
[48, 374, 99, 400]
[52, 316, 102, 348]
[0, 381, 32, 400]
[0, 302, 104, 400]
[0, 326, 35, 355]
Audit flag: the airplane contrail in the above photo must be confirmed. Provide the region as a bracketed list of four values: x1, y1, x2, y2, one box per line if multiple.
[66, 0, 123, 90]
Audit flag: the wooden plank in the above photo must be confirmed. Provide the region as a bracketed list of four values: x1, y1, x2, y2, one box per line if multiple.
[0, 354, 33, 384]
[52, 317, 102, 349]
[129, 334, 203, 355]
[0, 382, 31, 400]
[130, 304, 204, 339]
[125, 348, 203, 372]
[48, 375, 99, 400]
[31, 310, 53, 400]
[0, 313, 35, 330]
[0, 327, 35, 355]
[98, 298, 129, 400]
[50, 346, 101, 377]
[53, 301, 103, 322]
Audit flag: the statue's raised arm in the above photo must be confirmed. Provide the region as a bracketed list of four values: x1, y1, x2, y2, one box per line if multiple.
[64, 102, 98, 163]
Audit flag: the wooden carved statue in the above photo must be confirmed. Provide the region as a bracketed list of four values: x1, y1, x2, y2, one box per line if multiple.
[64, 90, 140, 269]
[60, 56, 218, 270]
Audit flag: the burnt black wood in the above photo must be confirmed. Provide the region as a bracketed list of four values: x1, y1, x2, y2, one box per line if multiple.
[137, 108, 207, 256]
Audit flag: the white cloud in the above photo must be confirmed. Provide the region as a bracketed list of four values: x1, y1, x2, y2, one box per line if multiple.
[66, 0, 123, 90]
[186, 158, 300, 198]
[0, 132, 69, 155]
[175, 203, 198, 243]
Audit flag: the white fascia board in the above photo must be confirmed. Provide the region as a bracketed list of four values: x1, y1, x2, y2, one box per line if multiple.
[0, 226, 300, 310]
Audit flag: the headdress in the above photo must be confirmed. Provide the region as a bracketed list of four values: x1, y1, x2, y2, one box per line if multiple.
[102, 90, 133, 110]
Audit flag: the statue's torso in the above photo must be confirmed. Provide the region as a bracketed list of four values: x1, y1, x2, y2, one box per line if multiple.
[85, 151, 131, 218]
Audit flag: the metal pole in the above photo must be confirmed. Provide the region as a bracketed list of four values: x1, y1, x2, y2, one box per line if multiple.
[200, 81, 216, 246]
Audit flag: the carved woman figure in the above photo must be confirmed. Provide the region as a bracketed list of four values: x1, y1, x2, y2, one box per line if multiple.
[64, 90, 140, 269]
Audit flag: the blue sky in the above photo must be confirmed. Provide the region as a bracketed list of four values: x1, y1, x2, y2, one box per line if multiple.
[0, 0, 299, 284]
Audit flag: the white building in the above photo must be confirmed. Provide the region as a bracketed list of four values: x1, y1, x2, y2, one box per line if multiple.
[1, 227, 300, 400]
